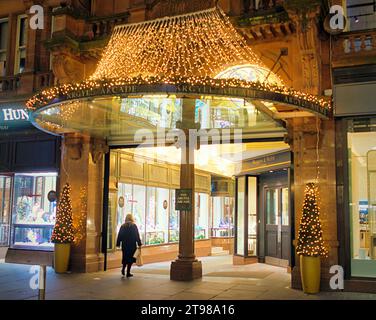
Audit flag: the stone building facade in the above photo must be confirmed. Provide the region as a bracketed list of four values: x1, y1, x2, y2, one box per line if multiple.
[0, 0, 374, 292]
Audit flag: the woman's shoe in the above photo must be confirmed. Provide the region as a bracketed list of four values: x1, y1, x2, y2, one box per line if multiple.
[126, 273, 133, 278]
[121, 268, 125, 276]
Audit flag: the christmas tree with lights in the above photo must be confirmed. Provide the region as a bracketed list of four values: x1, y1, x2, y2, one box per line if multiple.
[296, 183, 328, 257]
[51, 183, 74, 244]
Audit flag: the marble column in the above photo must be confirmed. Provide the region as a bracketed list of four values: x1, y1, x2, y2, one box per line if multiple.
[59, 133, 108, 273]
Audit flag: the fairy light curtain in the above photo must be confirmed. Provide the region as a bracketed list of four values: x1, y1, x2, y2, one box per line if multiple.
[91, 7, 283, 85]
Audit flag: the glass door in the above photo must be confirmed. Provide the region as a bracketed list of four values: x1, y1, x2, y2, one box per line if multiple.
[265, 186, 290, 261]
[0, 175, 12, 246]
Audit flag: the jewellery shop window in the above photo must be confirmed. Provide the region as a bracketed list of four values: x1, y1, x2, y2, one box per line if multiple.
[347, 118, 376, 278]
[211, 196, 234, 237]
[195, 192, 209, 240]
[169, 189, 179, 243]
[146, 187, 169, 245]
[11, 173, 57, 249]
[117, 183, 146, 245]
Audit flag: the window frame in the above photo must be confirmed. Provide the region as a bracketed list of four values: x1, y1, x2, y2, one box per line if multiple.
[14, 14, 28, 75]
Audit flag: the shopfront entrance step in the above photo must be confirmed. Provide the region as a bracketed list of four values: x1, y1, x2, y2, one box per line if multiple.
[211, 247, 230, 256]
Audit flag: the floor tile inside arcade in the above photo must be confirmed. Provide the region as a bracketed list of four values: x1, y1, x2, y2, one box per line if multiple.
[1, 255, 376, 300]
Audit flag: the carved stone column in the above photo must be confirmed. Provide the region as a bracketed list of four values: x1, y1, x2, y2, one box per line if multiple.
[60, 133, 109, 272]
[286, 117, 339, 291]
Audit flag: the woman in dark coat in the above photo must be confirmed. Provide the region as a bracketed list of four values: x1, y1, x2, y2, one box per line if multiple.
[116, 213, 142, 277]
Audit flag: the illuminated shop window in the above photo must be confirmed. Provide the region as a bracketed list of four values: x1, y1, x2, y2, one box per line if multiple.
[11, 173, 57, 249]
[348, 119, 376, 278]
[146, 187, 169, 245]
[0, 176, 11, 246]
[195, 193, 209, 240]
[169, 190, 179, 243]
[117, 183, 146, 244]
[211, 196, 234, 237]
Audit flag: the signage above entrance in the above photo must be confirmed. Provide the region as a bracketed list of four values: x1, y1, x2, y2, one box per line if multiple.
[175, 189, 193, 211]
[0, 103, 32, 132]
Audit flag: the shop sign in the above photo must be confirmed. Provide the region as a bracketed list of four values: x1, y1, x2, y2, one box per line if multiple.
[175, 189, 192, 211]
[0, 105, 32, 131]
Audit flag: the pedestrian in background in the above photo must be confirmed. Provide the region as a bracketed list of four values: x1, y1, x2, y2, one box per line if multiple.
[116, 213, 142, 277]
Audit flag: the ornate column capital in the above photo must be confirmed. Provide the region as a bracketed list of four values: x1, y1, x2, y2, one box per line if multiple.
[63, 133, 89, 160]
[90, 138, 109, 164]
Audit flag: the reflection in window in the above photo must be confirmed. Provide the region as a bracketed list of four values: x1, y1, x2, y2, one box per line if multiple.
[281, 188, 289, 226]
[211, 196, 234, 237]
[195, 193, 209, 239]
[0, 19, 8, 77]
[348, 123, 376, 278]
[15, 16, 27, 74]
[120, 96, 182, 128]
[117, 183, 146, 244]
[12, 173, 57, 249]
[146, 187, 169, 245]
[266, 189, 279, 225]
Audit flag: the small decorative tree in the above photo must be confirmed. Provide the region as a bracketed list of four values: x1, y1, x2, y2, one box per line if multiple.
[51, 183, 74, 244]
[297, 182, 328, 294]
[296, 183, 328, 257]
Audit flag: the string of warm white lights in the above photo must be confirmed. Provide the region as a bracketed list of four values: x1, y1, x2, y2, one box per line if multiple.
[91, 7, 282, 84]
[26, 7, 332, 114]
[26, 76, 331, 111]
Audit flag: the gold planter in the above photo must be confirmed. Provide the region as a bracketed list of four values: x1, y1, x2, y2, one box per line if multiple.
[300, 255, 321, 294]
[54, 243, 71, 273]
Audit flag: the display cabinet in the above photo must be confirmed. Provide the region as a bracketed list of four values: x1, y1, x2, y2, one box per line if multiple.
[211, 196, 234, 238]
[235, 176, 258, 258]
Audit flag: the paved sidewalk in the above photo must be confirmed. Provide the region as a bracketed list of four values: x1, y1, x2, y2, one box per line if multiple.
[0, 255, 376, 300]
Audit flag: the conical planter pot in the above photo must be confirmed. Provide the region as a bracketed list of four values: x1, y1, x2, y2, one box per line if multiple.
[54, 243, 71, 273]
[300, 255, 321, 294]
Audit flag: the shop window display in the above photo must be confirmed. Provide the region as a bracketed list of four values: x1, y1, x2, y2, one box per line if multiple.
[146, 187, 169, 245]
[348, 125, 376, 277]
[11, 173, 57, 249]
[115, 183, 210, 247]
[0, 176, 11, 246]
[169, 190, 179, 243]
[117, 183, 146, 244]
[195, 193, 209, 240]
[211, 196, 234, 237]
[236, 177, 245, 255]
[248, 177, 257, 256]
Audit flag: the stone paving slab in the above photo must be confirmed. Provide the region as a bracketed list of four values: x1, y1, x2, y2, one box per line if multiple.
[1, 255, 376, 300]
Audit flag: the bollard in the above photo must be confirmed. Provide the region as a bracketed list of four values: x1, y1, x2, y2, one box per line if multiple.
[38, 265, 47, 300]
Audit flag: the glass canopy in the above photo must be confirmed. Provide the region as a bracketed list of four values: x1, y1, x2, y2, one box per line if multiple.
[32, 95, 286, 145]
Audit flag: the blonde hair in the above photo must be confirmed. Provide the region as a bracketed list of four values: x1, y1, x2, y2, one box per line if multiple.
[125, 213, 135, 223]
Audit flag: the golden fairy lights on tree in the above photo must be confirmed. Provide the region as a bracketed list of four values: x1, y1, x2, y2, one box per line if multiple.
[51, 183, 74, 244]
[296, 183, 328, 257]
